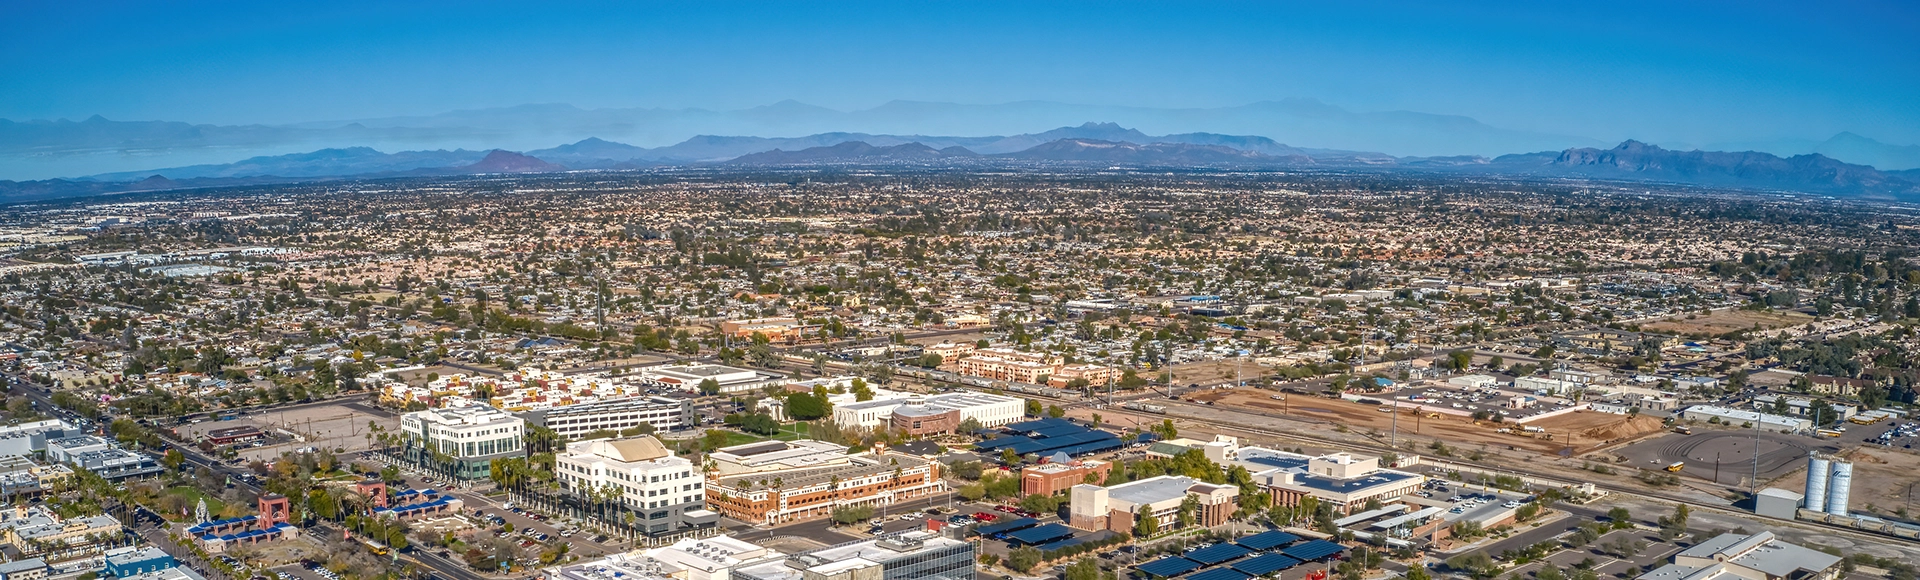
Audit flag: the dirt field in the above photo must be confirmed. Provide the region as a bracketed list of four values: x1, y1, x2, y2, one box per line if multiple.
[1179, 389, 1664, 455]
[244, 403, 400, 459]
[1640, 308, 1812, 336]
[1167, 359, 1276, 386]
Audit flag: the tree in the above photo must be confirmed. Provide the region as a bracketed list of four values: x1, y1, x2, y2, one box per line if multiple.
[1606, 507, 1633, 529]
[161, 449, 186, 470]
[697, 378, 722, 396]
[851, 381, 875, 402]
[1025, 399, 1043, 416]
[1047, 405, 1066, 418]
[1021, 493, 1063, 515]
[830, 504, 875, 525]
[1001, 448, 1022, 465]
[957, 417, 983, 434]
[1135, 511, 1159, 536]
[1006, 547, 1044, 573]
[1064, 558, 1101, 580]
[1150, 419, 1178, 440]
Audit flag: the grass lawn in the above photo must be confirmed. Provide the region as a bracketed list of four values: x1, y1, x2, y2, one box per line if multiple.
[770, 422, 812, 441]
[165, 486, 225, 520]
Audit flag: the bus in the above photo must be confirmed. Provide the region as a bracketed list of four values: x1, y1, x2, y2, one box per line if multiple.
[1665, 462, 1686, 472]
[361, 539, 389, 556]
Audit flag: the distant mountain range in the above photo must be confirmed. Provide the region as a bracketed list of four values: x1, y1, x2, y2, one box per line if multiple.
[9, 98, 1915, 183]
[3, 122, 1918, 203]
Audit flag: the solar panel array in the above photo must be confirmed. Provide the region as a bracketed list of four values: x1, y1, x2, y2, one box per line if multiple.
[1184, 543, 1253, 565]
[1137, 557, 1204, 578]
[971, 517, 1038, 537]
[1229, 553, 1304, 576]
[974, 417, 1121, 458]
[1005, 523, 1076, 545]
[1233, 530, 1300, 551]
[1280, 539, 1347, 561]
[1186, 569, 1252, 580]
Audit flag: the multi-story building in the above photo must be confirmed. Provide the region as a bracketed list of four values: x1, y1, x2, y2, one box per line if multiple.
[554, 436, 719, 536]
[638, 365, 785, 395]
[1021, 459, 1111, 496]
[1068, 476, 1238, 534]
[1229, 449, 1424, 515]
[400, 404, 526, 480]
[922, 342, 976, 364]
[720, 318, 820, 342]
[1049, 364, 1116, 388]
[831, 392, 1022, 431]
[522, 397, 695, 439]
[706, 440, 853, 477]
[705, 446, 945, 525]
[45, 436, 161, 481]
[548, 535, 780, 580]
[105, 547, 176, 577]
[957, 349, 1059, 385]
[734, 531, 974, 580]
[889, 404, 959, 436]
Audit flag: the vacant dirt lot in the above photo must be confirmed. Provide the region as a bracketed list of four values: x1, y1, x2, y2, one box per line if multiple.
[1167, 359, 1276, 387]
[1641, 308, 1812, 336]
[1178, 389, 1665, 456]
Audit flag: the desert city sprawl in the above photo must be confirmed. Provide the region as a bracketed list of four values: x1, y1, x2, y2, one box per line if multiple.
[0, 167, 1910, 580]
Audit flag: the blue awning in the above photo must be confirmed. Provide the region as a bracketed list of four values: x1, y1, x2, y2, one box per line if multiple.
[1184, 543, 1253, 565]
[1187, 569, 1251, 580]
[1280, 539, 1347, 561]
[1004, 523, 1074, 546]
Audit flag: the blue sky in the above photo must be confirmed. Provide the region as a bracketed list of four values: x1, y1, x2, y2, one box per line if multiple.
[3, 0, 1917, 146]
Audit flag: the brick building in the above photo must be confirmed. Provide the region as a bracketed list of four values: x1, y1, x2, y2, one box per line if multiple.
[705, 447, 945, 525]
[1021, 459, 1111, 496]
[1067, 476, 1237, 534]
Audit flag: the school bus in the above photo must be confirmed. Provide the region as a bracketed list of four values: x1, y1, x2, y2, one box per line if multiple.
[361, 539, 389, 556]
[1665, 462, 1686, 472]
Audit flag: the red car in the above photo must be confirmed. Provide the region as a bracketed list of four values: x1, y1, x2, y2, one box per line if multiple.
[994, 505, 1016, 513]
[972, 512, 998, 522]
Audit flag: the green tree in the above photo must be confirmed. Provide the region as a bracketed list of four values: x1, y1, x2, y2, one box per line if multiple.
[1065, 559, 1101, 580]
[697, 378, 722, 396]
[1006, 547, 1044, 573]
[1025, 399, 1043, 416]
[830, 504, 875, 525]
[1135, 511, 1159, 536]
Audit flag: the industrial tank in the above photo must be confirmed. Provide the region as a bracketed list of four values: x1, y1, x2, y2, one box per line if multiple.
[1826, 460, 1853, 516]
[1804, 455, 1830, 512]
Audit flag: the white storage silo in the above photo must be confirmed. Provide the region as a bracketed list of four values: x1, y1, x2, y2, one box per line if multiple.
[1804, 455, 1830, 512]
[1825, 461, 1852, 516]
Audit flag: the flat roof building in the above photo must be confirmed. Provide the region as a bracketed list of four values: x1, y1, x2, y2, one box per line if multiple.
[1069, 475, 1238, 535]
[733, 531, 973, 580]
[706, 445, 944, 525]
[707, 440, 852, 476]
[400, 404, 526, 480]
[1636, 531, 1841, 580]
[638, 365, 784, 395]
[555, 436, 718, 536]
[523, 396, 695, 439]
[1229, 448, 1424, 515]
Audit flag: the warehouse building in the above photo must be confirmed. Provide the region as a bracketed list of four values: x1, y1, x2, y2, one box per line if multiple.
[522, 396, 695, 438]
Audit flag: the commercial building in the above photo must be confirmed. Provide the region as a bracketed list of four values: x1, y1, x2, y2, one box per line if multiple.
[1229, 448, 1424, 515]
[0, 559, 46, 580]
[0, 505, 125, 555]
[203, 426, 266, 446]
[105, 547, 177, 577]
[1021, 459, 1112, 496]
[638, 365, 784, 395]
[831, 392, 1023, 431]
[705, 446, 944, 525]
[0, 420, 77, 457]
[190, 495, 297, 554]
[548, 535, 780, 580]
[733, 531, 974, 580]
[1678, 405, 1812, 433]
[522, 397, 696, 439]
[45, 436, 162, 481]
[399, 404, 526, 480]
[720, 318, 820, 342]
[706, 440, 852, 477]
[1068, 475, 1238, 534]
[1636, 532, 1841, 580]
[555, 436, 720, 536]
[0, 455, 72, 496]
[956, 348, 1061, 385]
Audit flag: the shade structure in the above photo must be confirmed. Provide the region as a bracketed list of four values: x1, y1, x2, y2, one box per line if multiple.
[1186, 569, 1252, 580]
[1137, 557, 1203, 578]
[1184, 543, 1254, 565]
[1280, 539, 1347, 561]
[1234, 530, 1301, 551]
[1230, 553, 1304, 576]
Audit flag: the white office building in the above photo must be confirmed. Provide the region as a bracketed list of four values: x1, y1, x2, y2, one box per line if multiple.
[400, 404, 526, 480]
[555, 436, 719, 536]
[523, 397, 696, 439]
[637, 365, 784, 395]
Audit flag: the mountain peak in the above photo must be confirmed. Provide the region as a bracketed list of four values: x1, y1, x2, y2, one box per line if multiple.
[464, 150, 564, 173]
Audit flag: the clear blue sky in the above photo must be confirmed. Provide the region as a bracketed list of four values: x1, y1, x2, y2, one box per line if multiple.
[3, 0, 1917, 146]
